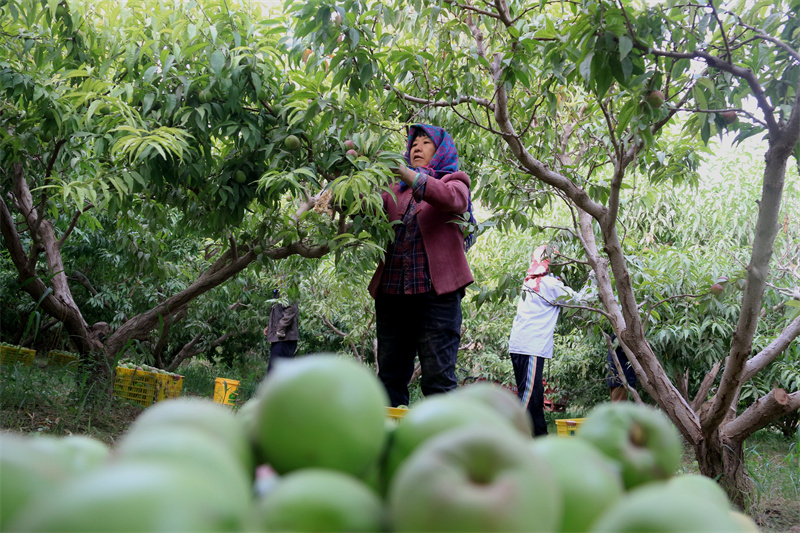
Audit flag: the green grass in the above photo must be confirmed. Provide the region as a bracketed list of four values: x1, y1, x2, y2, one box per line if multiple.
[741, 429, 800, 533]
[0, 360, 144, 444]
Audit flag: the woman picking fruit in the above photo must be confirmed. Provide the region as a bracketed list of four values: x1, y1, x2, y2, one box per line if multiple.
[508, 245, 596, 436]
[368, 124, 475, 407]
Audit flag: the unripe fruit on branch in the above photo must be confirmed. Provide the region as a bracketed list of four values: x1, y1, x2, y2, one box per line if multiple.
[55, 4, 68, 19]
[344, 140, 356, 150]
[284, 135, 301, 151]
[720, 110, 737, 124]
[645, 90, 665, 108]
[345, 149, 358, 157]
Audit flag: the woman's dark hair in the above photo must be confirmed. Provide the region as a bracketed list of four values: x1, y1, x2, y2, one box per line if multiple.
[410, 129, 431, 142]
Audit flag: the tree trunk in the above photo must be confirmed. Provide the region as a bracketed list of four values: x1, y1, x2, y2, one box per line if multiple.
[696, 389, 800, 507]
[695, 433, 752, 510]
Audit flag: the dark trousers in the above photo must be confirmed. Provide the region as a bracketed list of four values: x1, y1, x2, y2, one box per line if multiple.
[376, 291, 462, 407]
[511, 353, 548, 437]
[267, 340, 297, 374]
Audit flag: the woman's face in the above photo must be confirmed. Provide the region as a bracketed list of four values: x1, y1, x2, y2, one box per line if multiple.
[409, 134, 436, 168]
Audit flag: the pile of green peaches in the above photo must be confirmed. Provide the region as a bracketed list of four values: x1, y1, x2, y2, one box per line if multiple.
[1, 353, 757, 532]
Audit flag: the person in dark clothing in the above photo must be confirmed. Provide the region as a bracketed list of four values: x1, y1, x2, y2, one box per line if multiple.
[607, 334, 637, 401]
[263, 289, 299, 373]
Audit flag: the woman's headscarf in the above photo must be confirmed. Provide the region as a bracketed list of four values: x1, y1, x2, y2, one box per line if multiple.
[401, 124, 477, 251]
[524, 245, 550, 292]
[402, 124, 459, 180]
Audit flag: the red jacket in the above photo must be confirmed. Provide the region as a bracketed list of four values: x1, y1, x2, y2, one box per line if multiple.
[369, 171, 474, 298]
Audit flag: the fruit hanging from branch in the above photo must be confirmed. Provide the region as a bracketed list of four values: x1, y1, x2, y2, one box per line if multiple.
[284, 135, 301, 151]
[720, 110, 738, 124]
[645, 90, 665, 108]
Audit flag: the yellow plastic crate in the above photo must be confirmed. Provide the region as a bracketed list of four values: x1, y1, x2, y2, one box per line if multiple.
[48, 350, 79, 367]
[555, 418, 586, 437]
[213, 377, 240, 406]
[386, 406, 409, 421]
[114, 367, 184, 407]
[0, 345, 35, 366]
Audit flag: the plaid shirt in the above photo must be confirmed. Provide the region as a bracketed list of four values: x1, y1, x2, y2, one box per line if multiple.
[379, 174, 432, 294]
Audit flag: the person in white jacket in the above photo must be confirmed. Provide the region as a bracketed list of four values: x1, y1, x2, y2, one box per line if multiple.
[508, 244, 593, 436]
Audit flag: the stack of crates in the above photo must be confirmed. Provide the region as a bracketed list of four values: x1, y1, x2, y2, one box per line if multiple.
[113, 366, 184, 407]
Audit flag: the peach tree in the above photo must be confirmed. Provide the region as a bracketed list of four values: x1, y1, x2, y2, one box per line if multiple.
[284, 0, 800, 506]
[0, 0, 399, 374]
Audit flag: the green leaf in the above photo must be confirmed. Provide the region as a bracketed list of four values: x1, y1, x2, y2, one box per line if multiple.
[579, 52, 594, 82]
[619, 35, 633, 59]
[210, 50, 225, 77]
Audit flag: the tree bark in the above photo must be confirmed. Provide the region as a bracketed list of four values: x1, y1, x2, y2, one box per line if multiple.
[741, 314, 800, 382]
[691, 361, 721, 411]
[1, 166, 100, 358]
[104, 247, 256, 356]
[725, 389, 799, 442]
[703, 144, 791, 433]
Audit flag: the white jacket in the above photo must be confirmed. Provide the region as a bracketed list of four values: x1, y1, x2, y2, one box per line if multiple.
[508, 274, 578, 358]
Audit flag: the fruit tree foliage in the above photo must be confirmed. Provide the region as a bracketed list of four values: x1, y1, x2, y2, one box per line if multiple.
[283, 0, 800, 504]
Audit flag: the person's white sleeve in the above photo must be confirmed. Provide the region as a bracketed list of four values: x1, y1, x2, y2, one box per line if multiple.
[551, 276, 597, 305]
[568, 276, 598, 304]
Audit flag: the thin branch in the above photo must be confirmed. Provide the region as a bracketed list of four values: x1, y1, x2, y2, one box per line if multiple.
[57, 204, 94, 250]
[735, 22, 800, 63]
[691, 360, 722, 411]
[706, 0, 733, 62]
[606, 334, 644, 404]
[321, 315, 362, 362]
[447, 1, 500, 20]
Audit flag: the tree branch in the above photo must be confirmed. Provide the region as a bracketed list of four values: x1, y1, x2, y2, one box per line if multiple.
[692, 360, 722, 411]
[724, 389, 799, 442]
[57, 204, 93, 250]
[166, 333, 203, 372]
[741, 314, 800, 382]
[321, 316, 362, 362]
[607, 336, 644, 404]
[385, 84, 494, 110]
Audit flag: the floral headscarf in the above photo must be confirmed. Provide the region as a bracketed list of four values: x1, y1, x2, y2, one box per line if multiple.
[401, 124, 477, 251]
[524, 245, 550, 292]
[402, 124, 459, 180]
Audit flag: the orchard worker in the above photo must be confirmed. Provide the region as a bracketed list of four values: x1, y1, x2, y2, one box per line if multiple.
[263, 289, 299, 373]
[508, 245, 596, 436]
[607, 333, 638, 401]
[368, 124, 476, 407]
